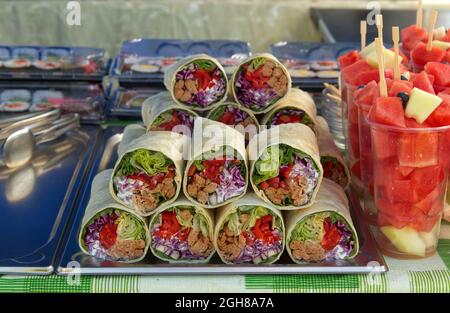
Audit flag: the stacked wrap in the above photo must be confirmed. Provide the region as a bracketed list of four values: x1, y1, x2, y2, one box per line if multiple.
[248, 123, 323, 210]
[78, 170, 151, 263]
[149, 196, 216, 263]
[183, 117, 248, 208]
[316, 116, 351, 189]
[262, 88, 318, 132]
[164, 54, 228, 111]
[285, 179, 359, 263]
[214, 193, 285, 264]
[231, 53, 291, 114]
[110, 130, 188, 216]
[141, 91, 198, 135]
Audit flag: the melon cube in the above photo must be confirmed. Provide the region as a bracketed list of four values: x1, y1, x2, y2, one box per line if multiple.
[405, 88, 443, 124]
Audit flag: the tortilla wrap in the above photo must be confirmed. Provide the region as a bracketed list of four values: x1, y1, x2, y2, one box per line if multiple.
[247, 123, 323, 210]
[141, 91, 198, 135]
[148, 196, 215, 263]
[183, 117, 248, 209]
[164, 54, 228, 111]
[231, 53, 292, 114]
[110, 130, 188, 216]
[285, 179, 359, 263]
[214, 192, 285, 264]
[261, 88, 318, 131]
[78, 169, 150, 263]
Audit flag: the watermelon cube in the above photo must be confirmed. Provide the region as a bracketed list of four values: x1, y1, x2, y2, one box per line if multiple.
[372, 129, 398, 159]
[338, 50, 361, 69]
[415, 186, 442, 216]
[412, 71, 435, 95]
[342, 60, 373, 86]
[425, 62, 450, 88]
[411, 165, 445, 198]
[398, 128, 439, 168]
[411, 42, 446, 68]
[389, 80, 413, 97]
[410, 214, 441, 233]
[401, 25, 428, 52]
[369, 97, 406, 127]
[354, 81, 379, 106]
[426, 93, 450, 126]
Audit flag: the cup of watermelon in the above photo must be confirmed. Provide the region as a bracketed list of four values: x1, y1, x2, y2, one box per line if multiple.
[368, 94, 450, 258]
[354, 81, 380, 224]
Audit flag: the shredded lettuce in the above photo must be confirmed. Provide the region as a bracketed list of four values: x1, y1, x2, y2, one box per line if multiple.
[116, 212, 146, 241]
[248, 57, 265, 72]
[208, 105, 226, 121]
[252, 146, 280, 184]
[290, 212, 342, 242]
[175, 207, 194, 228]
[227, 212, 241, 236]
[115, 149, 173, 177]
[192, 213, 210, 238]
[152, 111, 171, 127]
[241, 206, 269, 232]
[193, 59, 216, 71]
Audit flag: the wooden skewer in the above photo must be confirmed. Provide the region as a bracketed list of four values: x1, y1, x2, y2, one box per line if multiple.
[376, 14, 383, 45]
[392, 26, 401, 81]
[375, 38, 388, 97]
[360, 20, 367, 50]
[325, 93, 342, 103]
[416, 0, 423, 28]
[427, 10, 438, 51]
[323, 82, 340, 96]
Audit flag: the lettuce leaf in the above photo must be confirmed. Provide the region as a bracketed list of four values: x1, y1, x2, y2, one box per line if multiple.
[208, 105, 226, 121]
[290, 213, 327, 242]
[252, 146, 280, 184]
[152, 111, 172, 127]
[248, 57, 265, 72]
[192, 213, 210, 238]
[116, 212, 146, 241]
[193, 59, 216, 71]
[115, 149, 173, 177]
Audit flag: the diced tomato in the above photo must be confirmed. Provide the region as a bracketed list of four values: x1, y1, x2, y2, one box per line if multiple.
[411, 165, 444, 198]
[99, 223, 118, 249]
[260, 181, 269, 190]
[268, 176, 280, 188]
[187, 165, 197, 177]
[338, 50, 361, 69]
[280, 164, 293, 179]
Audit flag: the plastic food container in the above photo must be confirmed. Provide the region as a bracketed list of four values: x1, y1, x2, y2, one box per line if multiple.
[358, 102, 376, 224]
[368, 120, 450, 259]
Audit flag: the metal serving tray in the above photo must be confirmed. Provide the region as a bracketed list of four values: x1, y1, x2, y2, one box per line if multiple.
[57, 126, 387, 275]
[0, 126, 101, 275]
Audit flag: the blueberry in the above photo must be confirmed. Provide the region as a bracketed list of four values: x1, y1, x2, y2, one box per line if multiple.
[401, 75, 408, 81]
[357, 85, 366, 89]
[397, 92, 409, 109]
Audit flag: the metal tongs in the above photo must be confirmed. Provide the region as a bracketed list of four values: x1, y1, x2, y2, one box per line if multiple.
[0, 109, 61, 141]
[1, 113, 80, 168]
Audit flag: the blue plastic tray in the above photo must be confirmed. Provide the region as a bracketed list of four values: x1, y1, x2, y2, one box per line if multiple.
[0, 81, 106, 123]
[0, 45, 109, 82]
[0, 126, 100, 275]
[110, 38, 251, 84]
[269, 41, 360, 88]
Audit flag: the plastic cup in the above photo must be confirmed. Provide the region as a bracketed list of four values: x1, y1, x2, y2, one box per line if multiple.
[358, 102, 377, 224]
[368, 119, 450, 259]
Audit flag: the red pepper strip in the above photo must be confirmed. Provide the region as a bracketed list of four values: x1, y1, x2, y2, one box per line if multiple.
[99, 223, 118, 249]
[187, 165, 197, 177]
[219, 111, 236, 125]
[321, 222, 342, 251]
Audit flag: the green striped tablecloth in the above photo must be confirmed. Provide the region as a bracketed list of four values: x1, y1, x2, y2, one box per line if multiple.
[1, 223, 449, 293]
